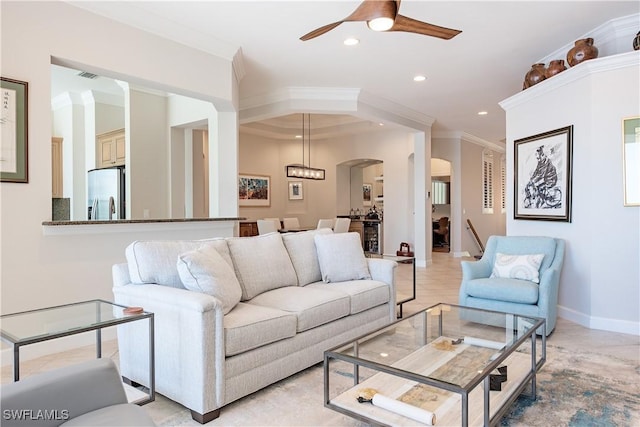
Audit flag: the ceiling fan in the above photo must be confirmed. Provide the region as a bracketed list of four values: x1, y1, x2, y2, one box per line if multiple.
[300, 0, 461, 41]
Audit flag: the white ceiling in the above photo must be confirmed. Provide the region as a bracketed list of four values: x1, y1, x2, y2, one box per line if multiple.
[64, 0, 639, 144]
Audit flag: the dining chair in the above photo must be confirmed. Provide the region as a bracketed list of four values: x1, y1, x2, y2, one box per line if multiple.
[333, 217, 351, 233]
[257, 219, 278, 235]
[263, 217, 282, 230]
[317, 219, 334, 229]
[283, 217, 300, 230]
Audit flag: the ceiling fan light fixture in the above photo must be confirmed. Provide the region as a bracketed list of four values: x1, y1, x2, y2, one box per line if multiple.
[367, 17, 394, 31]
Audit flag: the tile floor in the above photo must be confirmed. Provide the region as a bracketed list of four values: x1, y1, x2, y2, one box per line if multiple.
[2, 253, 638, 425]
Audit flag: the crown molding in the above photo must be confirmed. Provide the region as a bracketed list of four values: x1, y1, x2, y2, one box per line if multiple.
[432, 131, 505, 153]
[500, 50, 639, 111]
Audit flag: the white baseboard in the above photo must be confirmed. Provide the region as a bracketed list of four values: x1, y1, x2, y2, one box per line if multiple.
[0, 329, 117, 367]
[558, 305, 640, 336]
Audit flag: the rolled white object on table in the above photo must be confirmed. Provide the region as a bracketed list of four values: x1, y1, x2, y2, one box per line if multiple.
[463, 336, 506, 350]
[372, 393, 436, 425]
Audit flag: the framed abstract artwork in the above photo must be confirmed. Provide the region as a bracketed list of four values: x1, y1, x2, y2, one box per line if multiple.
[363, 183, 372, 206]
[514, 125, 573, 222]
[238, 174, 270, 207]
[1, 77, 28, 183]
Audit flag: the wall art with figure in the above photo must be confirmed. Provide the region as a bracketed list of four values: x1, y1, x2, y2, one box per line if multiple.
[514, 126, 573, 222]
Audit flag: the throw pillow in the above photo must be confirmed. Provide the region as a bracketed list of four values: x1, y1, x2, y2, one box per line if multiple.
[282, 228, 333, 286]
[176, 245, 242, 314]
[314, 232, 371, 283]
[490, 253, 545, 283]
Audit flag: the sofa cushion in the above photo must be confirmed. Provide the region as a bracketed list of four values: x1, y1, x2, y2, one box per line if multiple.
[490, 253, 545, 283]
[281, 228, 333, 286]
[247, 286, 350, 332]
[224, 302, 297, 356]
[465, 277, 539, 304]
[227, 233, 298, 300]
[125, 239, 231, 288]
[314, 232, 371, 283]
[307, 280, 390, 314]
[176, 245, 242, 314]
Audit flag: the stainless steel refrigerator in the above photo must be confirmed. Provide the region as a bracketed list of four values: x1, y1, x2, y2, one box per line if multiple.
[87, 166, 126, 220]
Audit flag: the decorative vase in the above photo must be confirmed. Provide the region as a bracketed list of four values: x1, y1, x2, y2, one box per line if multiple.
[523, 63, 547, 89]
[545, 59, 567, 78]
[633, 31, 640, 51]
[567, 37, 598, 67]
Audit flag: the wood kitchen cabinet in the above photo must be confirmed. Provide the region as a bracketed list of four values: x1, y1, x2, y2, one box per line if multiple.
[97, 128, 126, 168]
[239, 221, 258, 237]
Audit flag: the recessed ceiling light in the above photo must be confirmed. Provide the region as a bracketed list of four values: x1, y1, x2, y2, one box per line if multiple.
[378, 123, 385, 126]
[295, 135, 302, 139]
[413, 75, 426, 82]
[478, 111, 488, 115]
[343, 38, 359, 46]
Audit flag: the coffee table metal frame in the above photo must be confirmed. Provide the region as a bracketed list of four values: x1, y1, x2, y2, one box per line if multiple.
[324, 303, 546, 427]
[0, 299, 155, 405]
[379, 254, 416, 318]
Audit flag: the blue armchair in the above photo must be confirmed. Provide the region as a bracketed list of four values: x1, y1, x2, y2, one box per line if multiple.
[459, 235, 565, 336]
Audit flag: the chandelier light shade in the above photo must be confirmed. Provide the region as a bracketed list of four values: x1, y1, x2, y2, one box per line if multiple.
[286, 165, 325, 180]
[286, 113, 326, 180]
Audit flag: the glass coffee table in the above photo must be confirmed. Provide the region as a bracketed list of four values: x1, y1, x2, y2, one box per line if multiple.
[324, 303, 545, 426]
[0, 299, 155, 405]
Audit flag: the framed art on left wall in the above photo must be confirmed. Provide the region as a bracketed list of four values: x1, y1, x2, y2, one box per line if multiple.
[1, 77, 28, 183]
[238, 174, 270, 207]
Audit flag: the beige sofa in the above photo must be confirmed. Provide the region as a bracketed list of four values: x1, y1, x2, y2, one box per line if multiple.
[112, 230, 397, 423]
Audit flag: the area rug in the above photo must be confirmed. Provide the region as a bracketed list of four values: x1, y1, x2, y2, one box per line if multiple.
[156, 343, 638, 426]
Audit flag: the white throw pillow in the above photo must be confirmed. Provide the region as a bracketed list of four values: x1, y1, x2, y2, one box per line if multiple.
[177, 245, 242, 314]
[282, 228, 333, 286]
[314, 232, 371, 283]
[490, 253, 545, 283]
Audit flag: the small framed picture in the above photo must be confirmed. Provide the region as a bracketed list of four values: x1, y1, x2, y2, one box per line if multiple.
[514, 125, 573, 222]
[363, 183, 372, 206]
[288, 181, 303, 200]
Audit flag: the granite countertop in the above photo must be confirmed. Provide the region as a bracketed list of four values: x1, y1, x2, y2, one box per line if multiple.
[42, 217, 245, 226]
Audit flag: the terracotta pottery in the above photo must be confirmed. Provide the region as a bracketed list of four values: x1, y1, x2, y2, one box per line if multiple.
[545, 59, 567, 78]
[567, 37, 599, 67]
[523, 63, 547, 89]
[633, 31, 640, 51]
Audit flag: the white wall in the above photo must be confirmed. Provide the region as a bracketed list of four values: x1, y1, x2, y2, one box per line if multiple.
[502, 52, 639, 335]
[0, 1, 239, 359]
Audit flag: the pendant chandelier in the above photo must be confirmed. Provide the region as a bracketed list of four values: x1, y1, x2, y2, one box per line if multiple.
[286, 113, 325, 180]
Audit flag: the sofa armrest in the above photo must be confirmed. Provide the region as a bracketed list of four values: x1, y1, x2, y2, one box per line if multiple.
[112, 283, 226, 415]
[367, 258, 397, 321]
[0, 358, 126, 427]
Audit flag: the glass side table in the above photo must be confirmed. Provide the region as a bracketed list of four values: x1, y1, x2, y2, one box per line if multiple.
[0, 299, 155, 405]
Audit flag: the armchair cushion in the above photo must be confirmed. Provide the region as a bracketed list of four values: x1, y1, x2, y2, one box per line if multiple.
[465, 277, 539, 304]
[177, 245, 242, 314]
[490, 253, 545, 283]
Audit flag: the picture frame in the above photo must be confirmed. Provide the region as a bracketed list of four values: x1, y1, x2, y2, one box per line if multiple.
[1, 77, 28, 183]
[363, 183, 372, 206]
[514, 125, 573, 222]
[238, 174, 270, 207]
[288, 181, 303, 200]
[622, 116, 640, 206]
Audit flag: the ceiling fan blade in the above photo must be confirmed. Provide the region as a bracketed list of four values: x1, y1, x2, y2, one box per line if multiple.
[390, 14, 462, 39]
[300, 0, 398, 41]
[300, 21, 343, 41]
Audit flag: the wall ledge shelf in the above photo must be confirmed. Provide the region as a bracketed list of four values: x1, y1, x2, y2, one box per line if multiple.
[42, 217, 245, 236]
